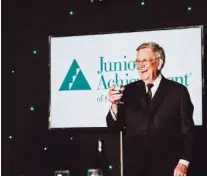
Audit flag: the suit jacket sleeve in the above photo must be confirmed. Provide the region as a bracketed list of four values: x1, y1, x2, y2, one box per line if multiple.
[106, 104, 126, 132]
[106, 87, 128, 131]
[180, 86, 195, 162]
[106, 110, 116, 127]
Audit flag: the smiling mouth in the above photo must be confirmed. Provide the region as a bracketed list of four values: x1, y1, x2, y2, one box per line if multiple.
[141, 70, 148, 73]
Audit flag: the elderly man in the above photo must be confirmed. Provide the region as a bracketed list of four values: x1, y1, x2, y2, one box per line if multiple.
[106, 42, 194, 176]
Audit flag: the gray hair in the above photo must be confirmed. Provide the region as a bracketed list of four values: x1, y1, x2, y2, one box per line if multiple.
[136, 42, 165, 68]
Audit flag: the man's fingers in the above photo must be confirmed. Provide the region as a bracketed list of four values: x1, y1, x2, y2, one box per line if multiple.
[109, 85, 124, 104]
[110, 95, 123, 103]
[174, 169, 179, 176]
[176, 171, 181, 176]
[110, 90, 120, 95]
[174, 169, 185, 176]
[109, 85, 116, 91]
[174, 169, 177, 176]
[174, 169, 178, 176]
[112, 94, 123, 99]
[178, 171, 184, 176]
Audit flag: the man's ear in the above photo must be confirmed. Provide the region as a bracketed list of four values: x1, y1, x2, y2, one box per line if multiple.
[157, 59, 164, 71]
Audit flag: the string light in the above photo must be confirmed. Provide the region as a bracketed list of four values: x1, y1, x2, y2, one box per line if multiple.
[30, 106, 35, 111]
[141, 1, 145, 6]
[108, 165, 113, 170]
[69, 10, 74, 16]
[90, 0, 102, 2]
[44, 147, 47, 151]
[187, 6, 192, 11]
[9, 136, 12, 139]
[33, 50, 37, 55]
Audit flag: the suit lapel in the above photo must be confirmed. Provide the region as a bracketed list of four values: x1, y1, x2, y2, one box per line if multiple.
[149, 76, 168, 116]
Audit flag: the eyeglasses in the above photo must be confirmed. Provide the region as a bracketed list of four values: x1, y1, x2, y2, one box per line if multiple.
[135, 58, 159, 66]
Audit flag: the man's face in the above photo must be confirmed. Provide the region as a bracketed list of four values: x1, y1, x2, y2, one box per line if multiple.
[136, 48, 161, 83]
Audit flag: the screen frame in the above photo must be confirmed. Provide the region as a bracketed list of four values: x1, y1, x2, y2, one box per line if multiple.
[48, 25, 204, 131]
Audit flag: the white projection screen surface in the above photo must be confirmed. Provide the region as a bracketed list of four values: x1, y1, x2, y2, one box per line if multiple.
[49, 26, 203, 128]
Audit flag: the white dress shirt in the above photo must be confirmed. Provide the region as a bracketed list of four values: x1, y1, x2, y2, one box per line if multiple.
[110, 74, 190, 167]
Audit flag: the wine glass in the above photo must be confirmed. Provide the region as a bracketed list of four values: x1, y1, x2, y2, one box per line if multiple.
[87, 169, 103, 176]
[114, 84, 125, 104]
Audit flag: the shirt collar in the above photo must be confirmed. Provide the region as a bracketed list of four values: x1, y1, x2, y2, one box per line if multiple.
[152, 74, 162, 88]
[145, 74, 162, 88]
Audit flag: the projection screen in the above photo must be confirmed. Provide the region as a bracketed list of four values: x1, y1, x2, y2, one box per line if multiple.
[49, 26, 203, 128]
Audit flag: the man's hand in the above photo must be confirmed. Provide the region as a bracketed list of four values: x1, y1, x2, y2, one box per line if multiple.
[108, 85, 123, 104]
[174, 163, 188, 176]
[108, 85, 123, 116]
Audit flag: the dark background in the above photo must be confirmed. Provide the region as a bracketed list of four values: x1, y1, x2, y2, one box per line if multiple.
[2, 0, 207, 175]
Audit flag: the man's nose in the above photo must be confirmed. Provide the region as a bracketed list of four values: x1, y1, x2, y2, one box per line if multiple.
[139, 61, 145, 68]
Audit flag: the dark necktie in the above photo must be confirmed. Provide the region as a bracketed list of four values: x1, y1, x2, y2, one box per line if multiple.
[146, 83, 154, 101]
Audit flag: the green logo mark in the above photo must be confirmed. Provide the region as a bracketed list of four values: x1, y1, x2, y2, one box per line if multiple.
[59, 59, 91, 91]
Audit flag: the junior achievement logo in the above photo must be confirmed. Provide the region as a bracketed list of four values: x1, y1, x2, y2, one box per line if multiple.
[59, 57, 192, 92]
[59, 59, 91, 91]
[59, 57, 192, 103]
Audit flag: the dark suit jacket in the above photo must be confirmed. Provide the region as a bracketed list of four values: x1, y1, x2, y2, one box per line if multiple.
[106, 76, 194, 175]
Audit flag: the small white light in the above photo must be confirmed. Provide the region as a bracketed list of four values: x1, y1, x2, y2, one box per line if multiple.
[44, 147, 47, 151]
[57, 174, 62, 176]
[69, 11, 74, 15]
[9, 136, 12, 139]
[12, 70, 15, 73]
[98, 140, 102, 152]
[141, 1, 145, 5]
[70, 137, 73, 140]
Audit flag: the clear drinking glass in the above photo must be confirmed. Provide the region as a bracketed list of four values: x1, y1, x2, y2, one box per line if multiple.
[54, 170, 70, 176]
[87, 169, 103, 176]
[114, 84, 125, 104]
